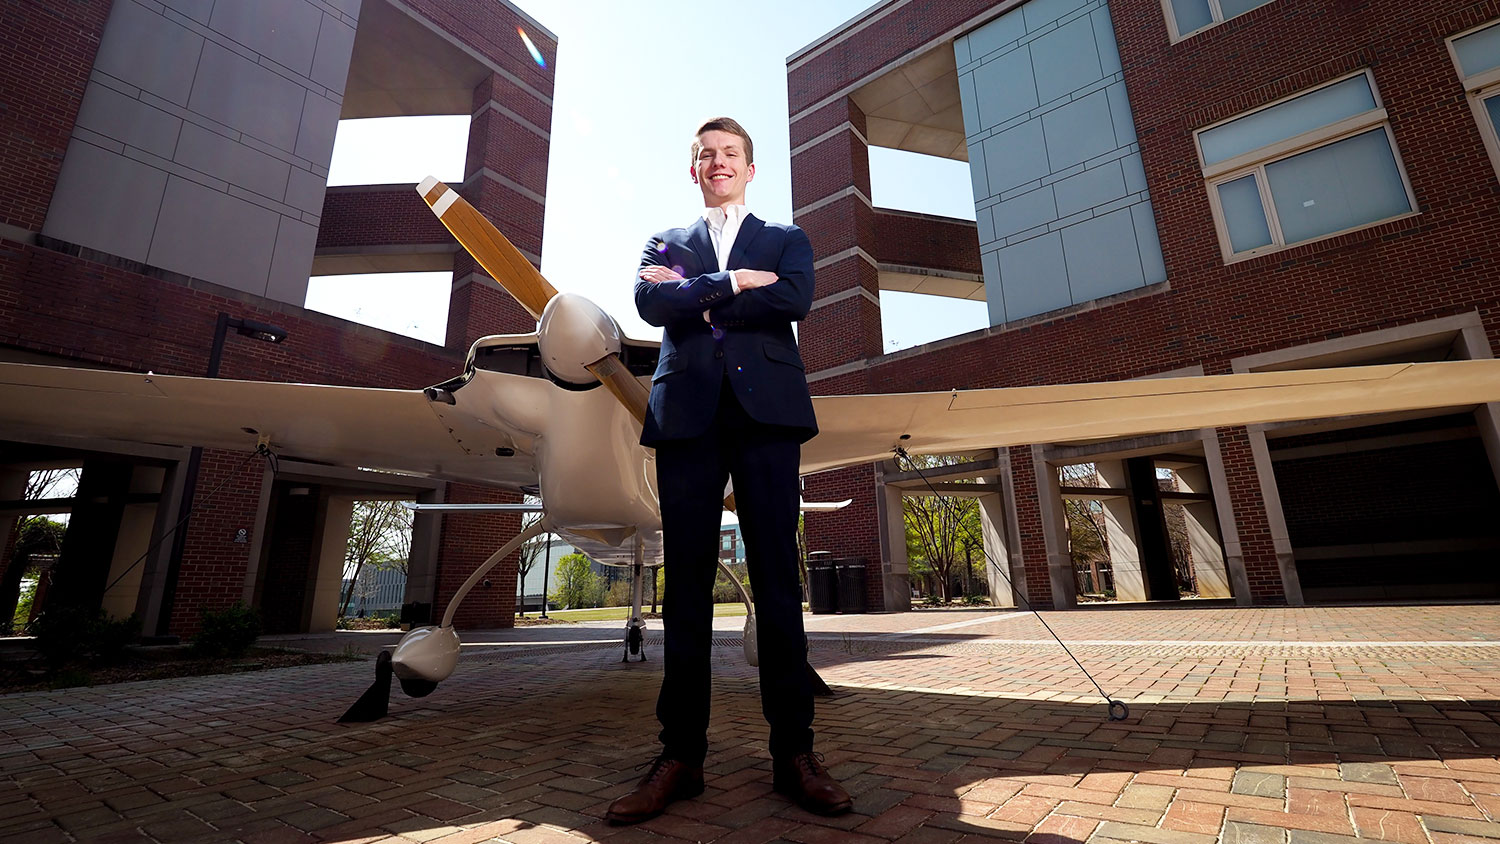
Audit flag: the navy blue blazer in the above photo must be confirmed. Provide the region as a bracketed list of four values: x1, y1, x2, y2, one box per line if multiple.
[635, 214, 818, 446]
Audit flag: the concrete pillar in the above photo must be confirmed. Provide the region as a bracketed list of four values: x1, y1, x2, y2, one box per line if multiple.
[403, 485, 445, 624]
[100, 466, 166, 619]
[1126, 456, 1178, 601]
[1095, 460, 1144, 601]
[135, 458, 187, 635]
[875, 472, 912, 611]
[976, 472, 1017, 607]
[1244, 428, 1303, 605]
[1033, 447, 1076, 609]
[303, 493, 355, 633]
[1175, 464, 1231, 598]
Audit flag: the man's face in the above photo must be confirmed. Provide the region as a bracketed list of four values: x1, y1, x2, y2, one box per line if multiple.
[691, 130, 754, 207]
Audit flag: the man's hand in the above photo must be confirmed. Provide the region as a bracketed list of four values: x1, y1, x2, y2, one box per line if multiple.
[734, 270, 778, 290]
[639, 266, 685, 284]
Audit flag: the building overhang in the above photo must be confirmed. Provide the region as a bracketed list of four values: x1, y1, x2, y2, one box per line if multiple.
[849, 43, 966, 160]
[342, 0, 494, 117]
[878, 265, 984, 301]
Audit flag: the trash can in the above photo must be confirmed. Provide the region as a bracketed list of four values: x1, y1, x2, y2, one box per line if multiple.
[835, 559, 868, 614]
[806, 551, 838, 614]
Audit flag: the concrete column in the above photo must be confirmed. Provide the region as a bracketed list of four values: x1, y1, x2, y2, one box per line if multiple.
[875, 472, 912, 611]
[303, 493, 355, 633]
[1033, 447, 1076, 609]
[1202, 429, 1253, 604]
[1126, 456, 1178, 601]
[1095, 460, 1144, 601]
[100, 466, 166, 619]
[134, 457, 186, 633]
[1246, 428, 1303, 605]
[1175, 464, 1231, 598]
[975, 472, 1016, 607]
[404, 485, 445, 624]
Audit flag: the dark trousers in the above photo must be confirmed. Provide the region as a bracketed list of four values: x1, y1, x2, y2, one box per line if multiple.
[654, 382, 813, 763]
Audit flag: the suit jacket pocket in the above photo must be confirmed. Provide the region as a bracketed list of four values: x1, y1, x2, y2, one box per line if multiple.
[763, 342, 805, 370]
[652, 353, 687, 382]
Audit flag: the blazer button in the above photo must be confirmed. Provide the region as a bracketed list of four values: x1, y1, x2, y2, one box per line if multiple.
[714, 349, 724, 359]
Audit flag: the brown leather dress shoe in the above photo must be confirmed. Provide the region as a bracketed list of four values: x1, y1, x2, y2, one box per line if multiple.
[773, 751, 852, 816]
[605, 756, 705, 825]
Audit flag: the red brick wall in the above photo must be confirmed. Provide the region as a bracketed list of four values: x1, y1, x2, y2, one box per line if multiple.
[873, 211, 980, 275]
[433, 482, 522, 629]
[803, 465, 883, 608]
[0, 0, 112, 231]
[316, 187, 451, 249]
[788, 0, 1500, 606]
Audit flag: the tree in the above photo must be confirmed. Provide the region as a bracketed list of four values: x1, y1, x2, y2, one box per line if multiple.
[2, 468, 78, 632]
[1059, 464, 1111, 595]
[340, 499, 413, 617]
[515, 495, 546, 615]
[552, 552, 603, 609]
[901, 454, 981, 602]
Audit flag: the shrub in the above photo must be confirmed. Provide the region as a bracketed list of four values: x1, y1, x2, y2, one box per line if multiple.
[192, 602, 262, 658]
[604, 579, 634, 608]
[30, 606, 140, 668]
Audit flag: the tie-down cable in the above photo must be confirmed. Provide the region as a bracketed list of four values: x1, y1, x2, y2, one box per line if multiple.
[893, 446, 1130, 722]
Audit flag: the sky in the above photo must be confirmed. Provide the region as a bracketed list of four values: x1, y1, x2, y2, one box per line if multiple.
[305, 0, 990, 350]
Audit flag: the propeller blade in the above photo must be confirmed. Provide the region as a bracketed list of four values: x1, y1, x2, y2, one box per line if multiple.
[417, 176, 558, 319]
[584, 353, 650, 424]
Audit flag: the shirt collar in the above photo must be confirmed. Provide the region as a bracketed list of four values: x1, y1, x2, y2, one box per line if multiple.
[702, 204, 749, 230]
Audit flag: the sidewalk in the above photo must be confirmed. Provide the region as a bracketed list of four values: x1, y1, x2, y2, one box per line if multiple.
[2, 603, 1498, 843]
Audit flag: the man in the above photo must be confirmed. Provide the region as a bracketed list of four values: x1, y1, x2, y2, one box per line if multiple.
[607, 118, 851, 824]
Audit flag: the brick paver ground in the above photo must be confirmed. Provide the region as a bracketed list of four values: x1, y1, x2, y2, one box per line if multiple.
[3, 603, 1499, 843]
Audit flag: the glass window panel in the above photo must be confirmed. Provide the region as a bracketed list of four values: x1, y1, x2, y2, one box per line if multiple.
[1486, 93, 1500, 135]
[1455, 21, 1500, 78]
[1265, 129, 1410, 245]
[1217, 174, 1273, 253]
[1170, 0, 1214, 37]
[1200, 75, 1376, 164]
[1219, 0, 1274, 20]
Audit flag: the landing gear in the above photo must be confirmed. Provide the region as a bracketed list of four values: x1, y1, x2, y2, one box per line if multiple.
[623, 533, 647, 662]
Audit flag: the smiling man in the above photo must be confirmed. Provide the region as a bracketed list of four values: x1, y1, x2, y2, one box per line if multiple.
[610, 118, 850, 824]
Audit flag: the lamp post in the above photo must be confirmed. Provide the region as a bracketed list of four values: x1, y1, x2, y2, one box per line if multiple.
[153, 313, 288, 638]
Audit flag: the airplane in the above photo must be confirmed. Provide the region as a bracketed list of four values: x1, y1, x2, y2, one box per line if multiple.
[2, 175, 1498, 721]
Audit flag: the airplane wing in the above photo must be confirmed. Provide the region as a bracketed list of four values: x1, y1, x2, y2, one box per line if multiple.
[802, 360, 1500, 475]
[0, 362, 544, 491]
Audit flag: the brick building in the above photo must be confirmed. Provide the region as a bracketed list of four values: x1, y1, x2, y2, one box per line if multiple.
[0, 0, 552, 635]
[790, 0, 1500, 609]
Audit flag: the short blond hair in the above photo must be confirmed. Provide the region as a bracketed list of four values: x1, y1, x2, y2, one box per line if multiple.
[691, 117, 754, 165]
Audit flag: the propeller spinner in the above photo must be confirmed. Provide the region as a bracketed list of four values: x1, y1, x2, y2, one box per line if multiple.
[417, 177, 651, 422]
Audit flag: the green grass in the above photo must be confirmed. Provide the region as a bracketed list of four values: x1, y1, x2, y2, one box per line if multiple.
[524, 603, 750, 623]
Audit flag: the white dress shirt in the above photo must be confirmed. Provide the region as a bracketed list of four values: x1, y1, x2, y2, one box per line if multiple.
[702, 204, 748, 319]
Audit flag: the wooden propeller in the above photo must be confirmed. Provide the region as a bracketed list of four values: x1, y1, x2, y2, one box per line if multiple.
[416, 177, 732, 510]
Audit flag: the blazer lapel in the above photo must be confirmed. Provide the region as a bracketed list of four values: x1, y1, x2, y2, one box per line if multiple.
[687, 218, 717, 273]
[725, 214, 765, 273]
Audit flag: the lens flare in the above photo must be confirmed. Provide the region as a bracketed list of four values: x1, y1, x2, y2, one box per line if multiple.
[517, 27, 546, 68]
